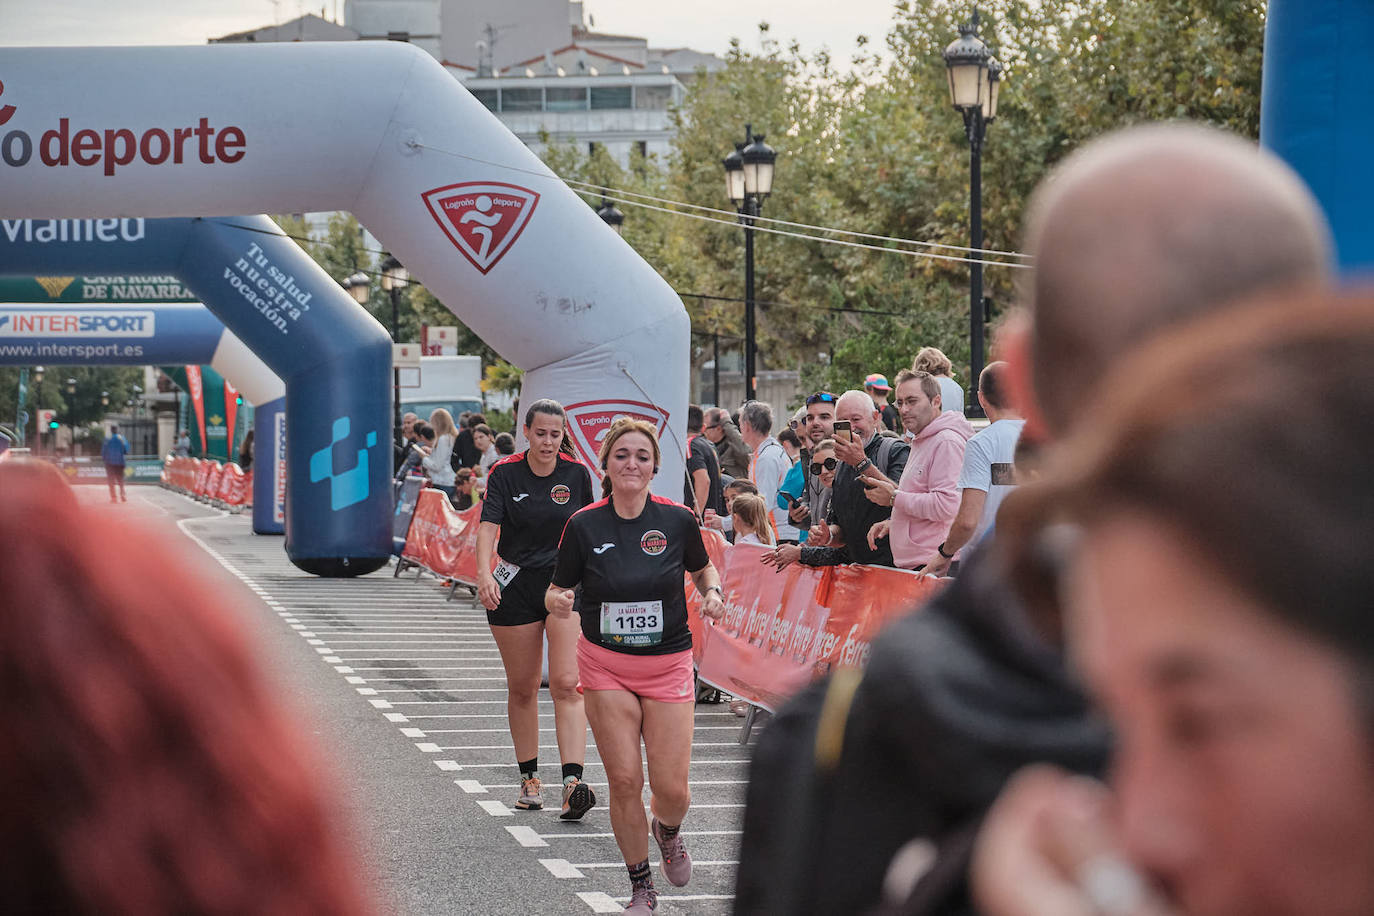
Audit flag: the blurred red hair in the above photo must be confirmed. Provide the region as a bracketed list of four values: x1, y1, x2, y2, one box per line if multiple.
[0, 460, 376, 915]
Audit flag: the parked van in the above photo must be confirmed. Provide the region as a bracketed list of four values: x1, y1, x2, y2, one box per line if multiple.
[399, 355, 483, 422]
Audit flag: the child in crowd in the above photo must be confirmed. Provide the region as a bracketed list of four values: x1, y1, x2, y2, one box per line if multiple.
[729, 493, 775, 547]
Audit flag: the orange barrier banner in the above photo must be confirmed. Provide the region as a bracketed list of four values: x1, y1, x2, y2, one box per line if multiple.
[401, 488, 495, 585]
[683, 528, 730, 665]
[695, 543, 944, 712]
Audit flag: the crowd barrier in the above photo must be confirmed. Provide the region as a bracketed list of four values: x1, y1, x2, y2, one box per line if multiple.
[394, 486, 945, 713]
[161, 456, 252, 511]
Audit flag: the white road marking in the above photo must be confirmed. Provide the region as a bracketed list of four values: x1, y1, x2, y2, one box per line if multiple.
[540, 858, 587, 879]
[334, 666, 355, 674]
[399, 727, 426, 738]
[346, 676, 368, 685]
[506, 825, 548, 848]
[576, 891, 621, 913]
[383, 712, 410, 723]
[323, 656, 343, 664]
[434, 760, 461, 772]
[415, 742, 442, 753]
[477, 799, 514, 817]
[368, 699, 393, 709]
[356, 687, 378, 695]
[455, 780, 488, 794]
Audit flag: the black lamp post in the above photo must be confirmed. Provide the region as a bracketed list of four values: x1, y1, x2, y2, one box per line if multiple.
[943, 10, 1001, 418]
[130, 383, 143, 453]
[380, 256, 409, 449]
[596, 196, 625, 234]
[722, 124, 776, 403]
[65, 377, 77, 453]
[32, 365, 44, 453]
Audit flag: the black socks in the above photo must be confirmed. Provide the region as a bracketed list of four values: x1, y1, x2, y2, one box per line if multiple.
[518, 757, 538, 779]
[628, 859, 654, 891]
[562, 762, 584, 782]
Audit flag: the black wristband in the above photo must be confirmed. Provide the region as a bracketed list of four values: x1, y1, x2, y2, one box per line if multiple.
[937, 541, 954, 559]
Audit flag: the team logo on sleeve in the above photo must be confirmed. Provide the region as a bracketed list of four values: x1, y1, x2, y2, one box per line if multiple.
[640, 529, 668, 556]
[550, 483, 571, 505]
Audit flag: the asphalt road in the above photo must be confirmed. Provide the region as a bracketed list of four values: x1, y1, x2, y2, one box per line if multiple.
[98, 486, 751, 915]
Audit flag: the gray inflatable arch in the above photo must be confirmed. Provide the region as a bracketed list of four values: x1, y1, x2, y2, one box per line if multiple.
[0, 43, 690, 504]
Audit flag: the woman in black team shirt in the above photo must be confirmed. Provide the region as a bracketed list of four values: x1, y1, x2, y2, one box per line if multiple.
[547, 419, 726, 915]
[477, 399, 597, 818]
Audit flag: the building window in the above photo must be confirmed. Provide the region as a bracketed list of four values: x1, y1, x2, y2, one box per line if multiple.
[590, 85, 633, 110]
[501, 87, 543, 112]
[471, 89, 498, 112]
[636, 140, 648, 159]
[634, 84, 673, 110]
[546, 86, 589, 111]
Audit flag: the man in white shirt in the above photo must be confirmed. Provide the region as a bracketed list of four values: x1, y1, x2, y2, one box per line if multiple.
[919, 361, 1023, 575]
[739, 399, 800, 542]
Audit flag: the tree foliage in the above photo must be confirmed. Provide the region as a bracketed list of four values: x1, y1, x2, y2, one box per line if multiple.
[539, 0, 1265, 399]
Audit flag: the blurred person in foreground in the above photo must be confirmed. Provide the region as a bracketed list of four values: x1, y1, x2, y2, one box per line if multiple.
[734, 122, 1334, 915]
[0, 460, 375, 915]
[975, 294, 1374, 916]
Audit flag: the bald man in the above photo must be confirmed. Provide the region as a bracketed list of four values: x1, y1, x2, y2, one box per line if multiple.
[735, 123, 1333, 916]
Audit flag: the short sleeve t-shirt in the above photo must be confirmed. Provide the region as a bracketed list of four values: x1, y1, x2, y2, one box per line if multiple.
[956, 418, 1024, 544]
[684, 434, 725, 515]
[481, 452, 595, 569]
[552, 494, 711, 655]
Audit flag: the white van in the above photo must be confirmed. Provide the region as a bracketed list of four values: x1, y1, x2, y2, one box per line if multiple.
[400, 355, 484, 422]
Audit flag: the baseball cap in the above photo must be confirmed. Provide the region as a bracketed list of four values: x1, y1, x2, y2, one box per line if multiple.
[864, 373, 891, 392]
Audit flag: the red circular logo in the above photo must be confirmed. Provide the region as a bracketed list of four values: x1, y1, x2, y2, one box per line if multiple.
[550, 484, 571, 505]
[640, 529, 668, 556]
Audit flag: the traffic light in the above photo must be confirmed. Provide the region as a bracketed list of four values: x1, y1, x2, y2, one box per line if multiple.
[47, 419, 59, 430]
[37, 409, 57, 429]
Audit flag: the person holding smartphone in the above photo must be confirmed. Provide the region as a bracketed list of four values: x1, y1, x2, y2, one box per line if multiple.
[768, 390, 908, 568]
[546, 419, 726, 915]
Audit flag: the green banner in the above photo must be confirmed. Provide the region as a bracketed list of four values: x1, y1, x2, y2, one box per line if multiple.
[0, 275, 197, 303]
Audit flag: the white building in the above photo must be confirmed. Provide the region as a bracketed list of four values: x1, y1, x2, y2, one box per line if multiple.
[332, 0, 723, 164]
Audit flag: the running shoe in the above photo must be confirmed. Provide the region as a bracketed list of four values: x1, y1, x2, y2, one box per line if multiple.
[623, 884, 658, 914]
[560, 777, 596, 821]
[651, 816, 692, 887]
[515, 775, 543, 810]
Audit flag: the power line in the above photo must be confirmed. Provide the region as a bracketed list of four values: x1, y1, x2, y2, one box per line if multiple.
[409, 140, 1031, 269]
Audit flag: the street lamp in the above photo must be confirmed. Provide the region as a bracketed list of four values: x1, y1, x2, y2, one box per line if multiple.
[596, 196, 625, 234]
[65, 377, 76, 455]
[342, 270, 370, 305]
[32, 365, 44, 453]
[101, 390, 109, 407]
[131, 384, 143, 453]
[380, 255, 409, 449]
[943, 8, 1001, 418]
[721, 124, 776, 402]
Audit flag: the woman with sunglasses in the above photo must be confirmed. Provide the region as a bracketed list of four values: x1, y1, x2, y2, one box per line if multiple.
[764, 439, 839, 570]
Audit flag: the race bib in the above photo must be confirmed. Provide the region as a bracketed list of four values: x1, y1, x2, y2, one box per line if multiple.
[493, 558, 521, 589]
[600, 600, 665, 647]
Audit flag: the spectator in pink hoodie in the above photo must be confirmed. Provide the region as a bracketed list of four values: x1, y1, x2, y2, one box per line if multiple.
[866, 370, 973, 570]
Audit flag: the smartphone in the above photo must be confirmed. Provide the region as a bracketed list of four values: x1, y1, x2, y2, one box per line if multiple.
[833, 420, 852, 443]
[781, 491, 799, 508]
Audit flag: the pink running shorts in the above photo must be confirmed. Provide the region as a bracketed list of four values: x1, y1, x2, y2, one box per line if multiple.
[576, 636, 695, 704]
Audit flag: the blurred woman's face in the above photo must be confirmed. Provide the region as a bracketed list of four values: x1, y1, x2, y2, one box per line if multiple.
[474, 430, 491, 451]
[1066, 512, 1374, 916]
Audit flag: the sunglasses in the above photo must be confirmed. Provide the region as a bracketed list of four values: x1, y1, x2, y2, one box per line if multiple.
[805, 392, 837, 406]
[809, 457, 838, 474]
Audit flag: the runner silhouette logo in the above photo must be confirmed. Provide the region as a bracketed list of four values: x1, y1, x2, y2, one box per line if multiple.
[309, 415, 378, 511]
[422, 181, 540, 275]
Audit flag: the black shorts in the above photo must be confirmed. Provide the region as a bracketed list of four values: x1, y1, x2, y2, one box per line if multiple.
[486, 563, 556, 627]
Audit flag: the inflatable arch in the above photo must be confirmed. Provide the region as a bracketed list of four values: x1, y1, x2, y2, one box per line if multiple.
[0, 42, 690, 560]
[0, 215, 391, 575]
[0, 292, 287, 533]
[1262, 0, 1374, 273]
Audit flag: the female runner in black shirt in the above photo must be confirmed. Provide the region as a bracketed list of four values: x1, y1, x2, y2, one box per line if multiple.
[547, 419, 725, 914]
[477, 399, 597, 818]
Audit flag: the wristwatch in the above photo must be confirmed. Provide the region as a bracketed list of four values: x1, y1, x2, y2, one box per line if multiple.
[937, 541, 955, 559]
[855, 457, 873, 473]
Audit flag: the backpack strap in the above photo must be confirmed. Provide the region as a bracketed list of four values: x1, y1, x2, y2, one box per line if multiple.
[873, 434, 899, 479]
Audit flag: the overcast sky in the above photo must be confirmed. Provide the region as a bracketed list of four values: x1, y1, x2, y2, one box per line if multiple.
[0, 0, 901, 69]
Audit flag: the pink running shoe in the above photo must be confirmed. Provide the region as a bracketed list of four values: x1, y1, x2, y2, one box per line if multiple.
[651, 816, 692, 887]
[623, 884, 657, 914]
